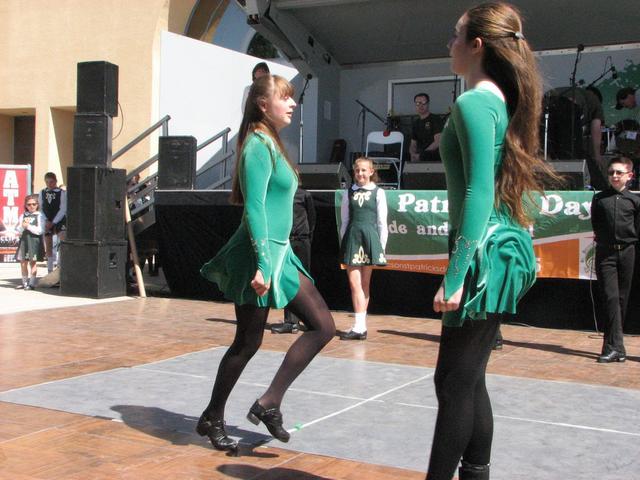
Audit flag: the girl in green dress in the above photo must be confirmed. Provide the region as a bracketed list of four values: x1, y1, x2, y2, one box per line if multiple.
[15, 194, 45, 289]
[339, 157, 388, 340]
[426, 3, 560, 479]
[198, 75, 336, 452]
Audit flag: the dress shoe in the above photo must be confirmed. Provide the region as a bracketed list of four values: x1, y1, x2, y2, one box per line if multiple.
[271, 322, 299, 334]
[196, 413, 238, 452]
[597, 350, 626, 363]
[247, 400, 290, 442]
[340, 330, 367, 340]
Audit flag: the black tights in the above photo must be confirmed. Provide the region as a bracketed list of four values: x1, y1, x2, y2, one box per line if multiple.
[204, 273, 335, 420]
[427, 315, 500, 480]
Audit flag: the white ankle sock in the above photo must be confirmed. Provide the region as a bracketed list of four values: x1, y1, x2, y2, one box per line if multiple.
[352, 312, 367, 333]
[22, 276, 28, 287]
[47, 257, 54, 272]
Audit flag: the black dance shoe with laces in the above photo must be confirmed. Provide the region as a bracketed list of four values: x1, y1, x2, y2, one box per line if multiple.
[196, 413, 238, 452]
[247, 400, 290, 442]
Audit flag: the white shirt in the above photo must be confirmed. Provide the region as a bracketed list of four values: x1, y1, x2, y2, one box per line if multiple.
[339, 182, 388, 250]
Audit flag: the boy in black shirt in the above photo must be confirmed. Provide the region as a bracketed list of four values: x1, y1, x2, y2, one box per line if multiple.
[590, 157, 640, 363]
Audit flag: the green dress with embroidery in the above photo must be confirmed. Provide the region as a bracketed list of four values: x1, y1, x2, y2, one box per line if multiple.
[439, 87, 536, 327]
[340, 186, 387, 266]
[200, 131, 311, 308]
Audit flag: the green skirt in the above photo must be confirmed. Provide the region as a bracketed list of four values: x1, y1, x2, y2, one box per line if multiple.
[201, 224, 311, 308]
[15, 234, 44, 262]
[340, 222, 387, 266]
[443, 220, 536, 327]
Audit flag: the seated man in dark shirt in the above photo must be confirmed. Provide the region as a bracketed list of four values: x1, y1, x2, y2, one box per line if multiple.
[409, 93, 444, 162]
[590, 156, 640, 363]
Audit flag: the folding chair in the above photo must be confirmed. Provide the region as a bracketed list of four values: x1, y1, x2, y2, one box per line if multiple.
[364, 131, 404, 189]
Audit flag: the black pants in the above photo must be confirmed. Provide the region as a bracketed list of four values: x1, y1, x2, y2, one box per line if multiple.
[427, 315, 500, 480]
[284, 238, 311, 325]
[596, 244, 634, 354]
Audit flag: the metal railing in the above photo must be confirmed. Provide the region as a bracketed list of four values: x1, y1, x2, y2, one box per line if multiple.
[115, 119, 234, 227]
[111, 115, 170, 226]
[196, 127, 235, 189]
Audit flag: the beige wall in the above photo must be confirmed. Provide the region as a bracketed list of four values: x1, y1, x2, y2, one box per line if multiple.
[0, 0, 196, 190]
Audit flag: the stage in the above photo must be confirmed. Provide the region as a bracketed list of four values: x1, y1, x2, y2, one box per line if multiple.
[1, 291, 639, 479]
[155, 190, 640, 333]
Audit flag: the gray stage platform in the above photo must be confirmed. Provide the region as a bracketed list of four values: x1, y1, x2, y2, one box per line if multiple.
[1, 348, 639, 479]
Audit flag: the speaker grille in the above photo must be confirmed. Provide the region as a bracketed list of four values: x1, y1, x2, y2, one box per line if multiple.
[66, 166, 126, 241]
[73, 114, 112, 167]
[157, 136, 197, 190]
[77, 61, 119, 117]
[60, 240, 127, 298]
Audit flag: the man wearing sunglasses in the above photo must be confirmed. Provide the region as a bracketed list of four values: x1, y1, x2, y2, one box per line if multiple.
[409, 93, 444, 162]
[590, 156, 640, 363]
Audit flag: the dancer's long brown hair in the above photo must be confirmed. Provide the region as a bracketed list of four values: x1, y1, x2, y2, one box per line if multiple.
[230, 74, 297, 205]
[465, 2, 561, 226]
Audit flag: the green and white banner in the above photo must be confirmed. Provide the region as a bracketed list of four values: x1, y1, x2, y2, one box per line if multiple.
[336, 190, 596, 280]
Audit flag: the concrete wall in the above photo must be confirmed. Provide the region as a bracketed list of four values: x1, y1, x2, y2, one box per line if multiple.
[0, 0, 196, 190]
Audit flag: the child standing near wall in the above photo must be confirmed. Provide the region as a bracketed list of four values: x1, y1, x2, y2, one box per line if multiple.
[15, 194, 45, 290]
[39, 172, 66, 272]
[339, 157, 388, 340]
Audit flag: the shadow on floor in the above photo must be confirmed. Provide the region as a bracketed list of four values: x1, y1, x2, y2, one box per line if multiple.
[379, 328, 602, 360]
[218, 464, 333, 479]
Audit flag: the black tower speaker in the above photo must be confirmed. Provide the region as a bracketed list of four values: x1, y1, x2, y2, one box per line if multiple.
[402, 162, 447, 190]
[157, 136, 197, 190]
[297, 163, 351, 189]
[60, 240, 127, 298]
[547, 160, 589, 190]
[73, 113, 112, 166]
[66, 166, 126, 242]
[77, 61, 119, 117]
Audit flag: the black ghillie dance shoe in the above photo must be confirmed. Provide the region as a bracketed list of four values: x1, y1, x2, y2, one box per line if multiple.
[246, 400, 290, 442]
[196, 413, 238, 453]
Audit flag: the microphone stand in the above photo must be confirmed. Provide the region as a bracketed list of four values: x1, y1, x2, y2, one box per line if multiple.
[543, 92, 550, 161]
[298, 74, 312, 163]
[585, 66, 616, 88]
[355, 99, 386, 152]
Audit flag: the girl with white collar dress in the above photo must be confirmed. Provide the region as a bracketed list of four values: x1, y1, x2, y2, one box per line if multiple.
[339, 157, 388, 340]
[15, 194, 45, 290]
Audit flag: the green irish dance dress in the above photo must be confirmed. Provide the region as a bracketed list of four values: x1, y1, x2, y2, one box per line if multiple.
[201, 131, 310, 308]
[339, 184, 388, 266]
[439, 86, 536, 327]
[15, 211, 45, 261]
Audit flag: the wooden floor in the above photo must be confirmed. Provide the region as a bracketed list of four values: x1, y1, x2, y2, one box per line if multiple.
[1, 296, 639, 479]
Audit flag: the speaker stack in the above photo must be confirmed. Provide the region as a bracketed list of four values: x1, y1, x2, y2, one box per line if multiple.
[61, 61, 127, 298]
